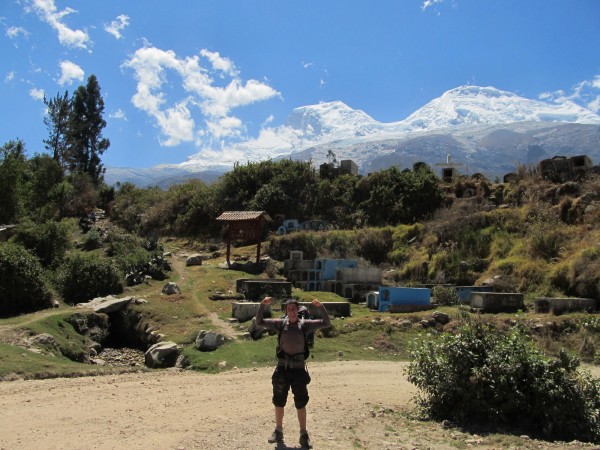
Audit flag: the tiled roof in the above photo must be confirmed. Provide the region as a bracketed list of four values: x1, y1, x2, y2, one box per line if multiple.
[216, 211, 272, 222]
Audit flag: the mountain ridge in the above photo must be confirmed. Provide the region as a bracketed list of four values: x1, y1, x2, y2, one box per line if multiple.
[105, 85, 600, 187]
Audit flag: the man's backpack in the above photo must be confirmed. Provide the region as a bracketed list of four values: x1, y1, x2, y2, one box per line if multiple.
[298, 307, 315, 349]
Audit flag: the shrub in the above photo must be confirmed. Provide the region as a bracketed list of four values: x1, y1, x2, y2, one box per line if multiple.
[568, 247, 600, 299]
[12, 220, 71, 266]
[527, 222, 568, 261]
[407, 322, 600, 442]
[356, 228, 393, 265]
[81, 228, 103, 250]
[58, 252, 123, 304]
[432, 285, 458, 306]
[0, 242, 53, 317]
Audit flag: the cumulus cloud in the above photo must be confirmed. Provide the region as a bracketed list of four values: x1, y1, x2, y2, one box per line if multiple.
[539, 74, 600, 114]
[123, 45, 280, 147]
[5, 71, 16, 83]
[29, 0, 90, 50]
[29, 87, 45, 101]
[199, 49, 237, 76]
[58, 60, 84, 85]
[104, 14, 129, 39]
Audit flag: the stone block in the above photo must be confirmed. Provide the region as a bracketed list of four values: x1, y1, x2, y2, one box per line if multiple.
[471, 292, 524, 313]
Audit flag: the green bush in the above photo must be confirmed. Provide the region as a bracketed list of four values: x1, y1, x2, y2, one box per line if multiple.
[58, 252, 123, 304]
[431, 285, 458, 306]
[407, 322, 600, 443]
[527, 223, 567, 261]
[12, 220, 71, 266]
[356, 228, 393, 265]
[81, 228, 103, 250]
[0, 242, 53, 317]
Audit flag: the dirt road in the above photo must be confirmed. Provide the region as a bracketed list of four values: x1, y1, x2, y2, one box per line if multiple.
[2, 361, 598, 450]
[0, 361, 419, 450]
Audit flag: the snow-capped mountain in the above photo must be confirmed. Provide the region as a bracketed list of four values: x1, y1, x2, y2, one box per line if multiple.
[105, 86, 600, 186]
[402, 85, 600, 130]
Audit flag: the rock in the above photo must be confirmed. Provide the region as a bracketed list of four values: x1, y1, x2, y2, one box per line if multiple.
[28, 333, 61, 353]
[420, 319, 430, 328]
[248, 318, 265, 340]
[144, 341, 181, 368]
[399, 320, 412, 328]
[186, 255, 203, 266]
[195, 331, 226, 351]
[76, 295, 133, 313]
[432, 311, 450, 325]
[134, 298, 148, 305]
[162, 282, 181, 295]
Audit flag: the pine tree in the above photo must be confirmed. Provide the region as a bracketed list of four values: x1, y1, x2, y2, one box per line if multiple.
[43, 91, 71, 169]
[0, 139, 28, 223]
[67, 75, 110, 185]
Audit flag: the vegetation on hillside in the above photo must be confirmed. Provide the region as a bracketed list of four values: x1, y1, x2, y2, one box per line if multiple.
[2, 75, 600, 444]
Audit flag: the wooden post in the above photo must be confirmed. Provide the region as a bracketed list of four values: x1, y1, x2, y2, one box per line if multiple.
[256, 218, 262, 263]
[225, 229, 231, 267]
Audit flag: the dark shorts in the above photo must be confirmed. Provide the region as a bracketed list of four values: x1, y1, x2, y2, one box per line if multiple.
[271, 366, 311, 409]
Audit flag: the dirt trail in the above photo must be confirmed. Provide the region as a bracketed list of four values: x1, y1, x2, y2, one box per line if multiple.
[0, 361, 418, 450]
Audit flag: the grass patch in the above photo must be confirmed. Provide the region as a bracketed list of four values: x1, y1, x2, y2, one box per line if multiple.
[0, 343, 135, 381]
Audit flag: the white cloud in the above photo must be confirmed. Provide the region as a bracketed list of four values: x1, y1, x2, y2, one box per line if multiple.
[539, 74, 600, 114]
[123, 45, 280, 147]
[29, 0, 90, 50]
[58, 60, 84, 85]
[206, 116, 243, 139]
[5, 71, 16, 83]
[302, 61, 314, 69]
[262, 115, 274, 127]
[6, 26, 29, 39]
[200, 49, 237, 76]
[29, 87, 45, 101]
[421, 0, 443, 11]
[109, 109, 127, 121]
[157, 101, 195, 146]
[104, 14, 129, 39]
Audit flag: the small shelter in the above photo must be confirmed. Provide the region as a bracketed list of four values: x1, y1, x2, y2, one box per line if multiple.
[216, 211, 272, 266]
[435, 154, 464, 181]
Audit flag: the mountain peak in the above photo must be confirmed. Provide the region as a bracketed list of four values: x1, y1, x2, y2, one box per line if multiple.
[442, 85, 517, 99]
[286, 100, 379, 137]
[403, 85, 600, 130]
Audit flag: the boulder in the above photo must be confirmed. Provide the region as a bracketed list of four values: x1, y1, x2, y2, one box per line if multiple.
[144, 341, 180, 368]
[248, 318, 266, 340]
[195, 330, 226, 351]
[28, 333, 61, 354]
[432, 311, 450, 325]
[162, 282, 181, 295]
[76, 295, 133, 313]
[186, 255, 203, 266]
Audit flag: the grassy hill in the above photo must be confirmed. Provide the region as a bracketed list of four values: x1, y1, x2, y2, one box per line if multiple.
[1, 172, 600, 381]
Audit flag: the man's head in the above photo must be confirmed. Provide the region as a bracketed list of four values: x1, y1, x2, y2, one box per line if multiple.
[284, 298, 299, 322]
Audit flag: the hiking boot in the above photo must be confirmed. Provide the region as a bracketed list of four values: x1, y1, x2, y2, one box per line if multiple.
[268, 428, 283, 444]
[299, 431, 312, 448]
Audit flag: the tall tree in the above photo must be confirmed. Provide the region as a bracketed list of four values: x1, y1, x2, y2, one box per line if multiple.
[0, 139, 28, 224]
[67, 75, 110, 185]
[43, 91, 71, 168]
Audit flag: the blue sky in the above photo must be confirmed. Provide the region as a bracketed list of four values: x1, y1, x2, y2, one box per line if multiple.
[1, 0, 599, 169]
